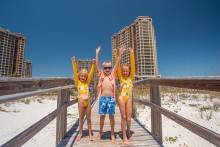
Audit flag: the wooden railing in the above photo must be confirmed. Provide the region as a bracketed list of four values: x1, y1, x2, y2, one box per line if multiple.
[0, 78, 76, 147]
[133, 77, 220, 146]
[1, 77, 220, 147]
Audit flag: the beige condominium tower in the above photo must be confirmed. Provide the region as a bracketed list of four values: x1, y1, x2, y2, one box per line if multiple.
[112, 16, 159, 80]
[0, 28, 26, 77]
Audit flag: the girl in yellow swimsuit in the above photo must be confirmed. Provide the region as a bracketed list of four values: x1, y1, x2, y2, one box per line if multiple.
[115, 48, 135, 145]
[72, 56, 95, 141]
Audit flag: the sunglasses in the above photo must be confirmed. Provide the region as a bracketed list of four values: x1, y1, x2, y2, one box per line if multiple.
[103, 66, 112, 70]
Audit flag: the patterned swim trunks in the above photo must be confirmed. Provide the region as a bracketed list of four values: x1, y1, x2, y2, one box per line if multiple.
[98, 96, 115, 115]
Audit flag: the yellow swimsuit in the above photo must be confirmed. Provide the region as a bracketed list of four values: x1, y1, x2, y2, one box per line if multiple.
[116, 49, 135, 103]
[77, 81, 90, 107]
[120, 78, 133, 103]
[72, 60, 95, 107]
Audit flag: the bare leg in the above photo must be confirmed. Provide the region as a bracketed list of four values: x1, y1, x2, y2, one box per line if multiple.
[96, 115, 105, 140]
[119, 97, 128, 145]
[86, 102, 93, 141]
[109, 115, 115, 144]
[126, 98, 132, 139]
[77, 101, 85, 141]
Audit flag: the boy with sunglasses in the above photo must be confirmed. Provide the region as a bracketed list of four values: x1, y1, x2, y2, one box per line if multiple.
[95, 46, 124, 144]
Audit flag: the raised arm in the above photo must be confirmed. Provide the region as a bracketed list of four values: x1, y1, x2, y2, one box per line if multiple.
[71, 56, 79, 86]
[96, 46, 101, 73]
[112, 48, 125, 74]
[87, 59, 95, 84]
[114, 49, 123, 81]
[130, 48, 135, 80]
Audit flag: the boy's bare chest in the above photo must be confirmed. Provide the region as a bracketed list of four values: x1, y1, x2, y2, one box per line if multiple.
[102, 77, 113, 89]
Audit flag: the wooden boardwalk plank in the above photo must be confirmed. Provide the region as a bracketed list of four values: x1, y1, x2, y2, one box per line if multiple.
[59, 100, 161, 147]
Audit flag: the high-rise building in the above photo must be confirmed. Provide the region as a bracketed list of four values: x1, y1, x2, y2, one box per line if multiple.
[0, 28, 26, 77]
[112, 16, 159, 80]
[23, 59, 32, 78]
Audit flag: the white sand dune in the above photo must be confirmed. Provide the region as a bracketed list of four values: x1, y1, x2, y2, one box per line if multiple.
[0, 97, 78, 147]
[136, 93, 220, 147]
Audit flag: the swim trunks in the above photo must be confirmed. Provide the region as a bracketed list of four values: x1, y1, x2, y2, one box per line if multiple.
[98, 96, 115, 115]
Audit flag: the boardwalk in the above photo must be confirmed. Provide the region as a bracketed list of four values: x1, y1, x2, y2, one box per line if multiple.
[2, 78, 219, 147]
[59, 100, 161, 147]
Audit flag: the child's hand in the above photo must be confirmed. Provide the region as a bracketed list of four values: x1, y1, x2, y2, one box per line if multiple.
[130, 48, 134, 53]
[92, 59, 96, 64]
[113, 49, 117, 55]
[119, 47, 126, 55]
[96, 46, 101, 55]
[72, 56, 76, 61]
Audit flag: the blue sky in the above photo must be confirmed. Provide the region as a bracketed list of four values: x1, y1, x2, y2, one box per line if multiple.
[0, 0, 219, 77]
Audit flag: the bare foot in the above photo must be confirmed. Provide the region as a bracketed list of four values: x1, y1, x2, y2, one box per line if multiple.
[96, 132, 101, 141]
[76, 133, 83, 141]
[111, 135, 115, 144]
[123, 138, 129, 145]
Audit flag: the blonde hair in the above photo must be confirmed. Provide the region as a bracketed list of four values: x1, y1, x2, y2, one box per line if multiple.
[102, 60, 112, 67]
[78, 68, 88, 77]
[122, 64, 129, 69]
[121, 64, 130, 75]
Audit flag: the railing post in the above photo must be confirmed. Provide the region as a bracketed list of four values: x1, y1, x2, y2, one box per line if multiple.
[150, 83, 162, 144]
[56, 89, 70, 145]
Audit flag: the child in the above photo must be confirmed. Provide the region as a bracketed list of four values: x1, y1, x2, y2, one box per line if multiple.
[95, 46, 123, 144]
[115, 48, 135, 145]
[72, 56, 95, 141]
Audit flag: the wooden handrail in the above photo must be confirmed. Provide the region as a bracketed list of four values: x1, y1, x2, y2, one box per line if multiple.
[133, 99, 220, 146]
[0, 78, 77, 147]
[1, 99, 76, 147]
[0, 85, 74, 104]
[134, 77, 220, 92]
[133, 77, 220, 146]
[0, 77, 74, 96]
